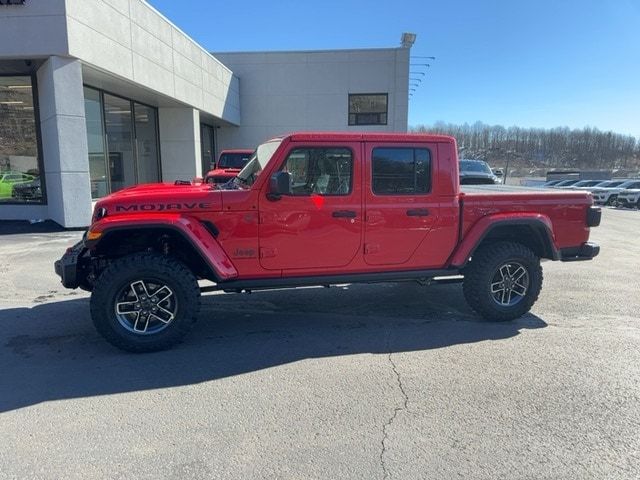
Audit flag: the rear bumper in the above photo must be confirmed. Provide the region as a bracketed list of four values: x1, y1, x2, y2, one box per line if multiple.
[559, 242, 600, 262]
[54, 240, 85, 289]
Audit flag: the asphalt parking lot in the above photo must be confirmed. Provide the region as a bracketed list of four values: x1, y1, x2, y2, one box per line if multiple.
[0, 208, 638, 479]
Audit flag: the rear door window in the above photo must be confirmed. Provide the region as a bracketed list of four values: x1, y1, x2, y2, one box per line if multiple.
[371, 147, 431, 195]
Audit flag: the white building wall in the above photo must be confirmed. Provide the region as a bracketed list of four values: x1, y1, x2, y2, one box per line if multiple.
[214, 48, 410, 151]
[36, 56, 92, 227]
[0, 0, 240, 126]
[158, 107, 202, 182]
[0, 0, 69, 58]
[64, 0, 240, 126]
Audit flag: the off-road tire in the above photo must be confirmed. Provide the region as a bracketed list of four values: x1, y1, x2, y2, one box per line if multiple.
[90, 253, 200, 352]
[463, 241, 543, 321]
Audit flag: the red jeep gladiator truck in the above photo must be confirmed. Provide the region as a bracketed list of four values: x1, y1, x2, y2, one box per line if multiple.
[204, 149, 253, 185]
[55, 133, 601, 352]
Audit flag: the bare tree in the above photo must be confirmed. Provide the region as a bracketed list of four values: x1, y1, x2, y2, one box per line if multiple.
[412, 122, 639, 175]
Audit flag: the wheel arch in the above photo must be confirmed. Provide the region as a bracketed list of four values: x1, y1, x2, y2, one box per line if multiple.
[450, 215, 558, 268]
[87, 218, 238, 282]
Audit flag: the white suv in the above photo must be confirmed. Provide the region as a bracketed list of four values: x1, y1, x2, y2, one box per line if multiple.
[590, 180, 640, 206]
[617, 188, 640, 208]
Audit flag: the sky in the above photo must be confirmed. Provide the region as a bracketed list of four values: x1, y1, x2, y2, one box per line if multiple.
[148, 0, 640, 137]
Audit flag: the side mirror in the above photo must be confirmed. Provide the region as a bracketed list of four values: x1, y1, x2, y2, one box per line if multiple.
[268, 171, 291, 200]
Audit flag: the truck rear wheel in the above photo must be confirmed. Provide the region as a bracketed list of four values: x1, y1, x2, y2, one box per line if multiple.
[463, 241, 542, 321]
[90, 253, 200, 352]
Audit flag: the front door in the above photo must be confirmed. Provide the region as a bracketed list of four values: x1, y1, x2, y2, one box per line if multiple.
[363, 143, 439, 266]
[258, 144, 362, 271]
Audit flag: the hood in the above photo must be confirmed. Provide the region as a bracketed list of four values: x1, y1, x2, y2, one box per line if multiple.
[93, 182, 222, 220]
[206, 168, 240, 177]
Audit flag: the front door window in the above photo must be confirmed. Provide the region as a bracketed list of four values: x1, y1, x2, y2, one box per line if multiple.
[258, 145, 361, 271]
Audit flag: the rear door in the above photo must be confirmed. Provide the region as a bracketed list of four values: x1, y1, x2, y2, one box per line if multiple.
[258, 142, 362, 271]
[363, 143, 439, 266]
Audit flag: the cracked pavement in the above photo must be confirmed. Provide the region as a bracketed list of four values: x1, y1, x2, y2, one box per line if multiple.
[380, 344, 410, 480]
[0, 208, 639, 479]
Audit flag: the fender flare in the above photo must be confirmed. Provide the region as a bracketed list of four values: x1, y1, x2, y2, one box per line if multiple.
[448, 213, 558, 268]
[87, 214, 238, 281]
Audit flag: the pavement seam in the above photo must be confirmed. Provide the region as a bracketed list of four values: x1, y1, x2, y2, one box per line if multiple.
[380, 334, 410, 480]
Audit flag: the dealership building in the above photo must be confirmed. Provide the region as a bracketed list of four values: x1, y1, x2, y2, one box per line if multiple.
[0, 0, 412, 227]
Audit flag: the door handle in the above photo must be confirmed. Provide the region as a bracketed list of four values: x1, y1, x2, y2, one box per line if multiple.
[406, 208, 429, 217]
[332, 210, 357, 218]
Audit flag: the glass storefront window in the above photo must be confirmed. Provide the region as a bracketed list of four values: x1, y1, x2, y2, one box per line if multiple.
[84, 87, 160, 198]
[134, 103, 159, 184]
[201, 124, 215, 173]
[104, 94, 136, 193]
[84, 87, 109, 199]
[0, 76, 43, 204]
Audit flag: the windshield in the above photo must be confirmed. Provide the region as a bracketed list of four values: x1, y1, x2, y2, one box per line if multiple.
[218, 152, 252, 169]
[235, 140, 283, 187]
[460, 160, 492, 174]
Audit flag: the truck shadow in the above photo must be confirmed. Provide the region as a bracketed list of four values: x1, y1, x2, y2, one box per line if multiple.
[0, 282, 546, 413]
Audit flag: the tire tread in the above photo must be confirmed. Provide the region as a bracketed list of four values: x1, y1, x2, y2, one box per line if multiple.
[90, 253, 200, 352]
[463, 241, 543, 321]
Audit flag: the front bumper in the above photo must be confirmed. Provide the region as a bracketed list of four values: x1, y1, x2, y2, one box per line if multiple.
[559, 242, 600, 262]
[54, 240, 85, 289]
[617, 197, 639, 207]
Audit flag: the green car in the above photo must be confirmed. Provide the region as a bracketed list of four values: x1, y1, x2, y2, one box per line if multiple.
[0, 172, 35, 199]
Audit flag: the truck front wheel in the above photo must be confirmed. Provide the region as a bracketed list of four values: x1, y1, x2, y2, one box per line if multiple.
[463, 241, 543, 321]
[90, 253, 200, 352]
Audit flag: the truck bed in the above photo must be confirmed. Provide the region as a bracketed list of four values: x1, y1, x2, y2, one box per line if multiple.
[461, 184, 583, 195]
[459, 184, 594, 250]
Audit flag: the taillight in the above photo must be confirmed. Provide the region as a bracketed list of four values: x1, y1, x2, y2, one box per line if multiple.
[587, 206, 601, 227]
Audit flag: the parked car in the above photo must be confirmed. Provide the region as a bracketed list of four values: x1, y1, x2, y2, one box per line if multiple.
[11, 177, 42, 201]
[459, 159, 500, 184]
[567, 180, 609, 190]
[583, 180, 627, 192]
[591, 179, 640, 205]
[616, 188, 640, 208]
[0, 172, 35, 199]
[551, 179, 581, 188]
[541, 180, 564, 188]
[492, 168, 504, 183]
[55, 132, 600, 352]
[205, 149, 254, 184]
